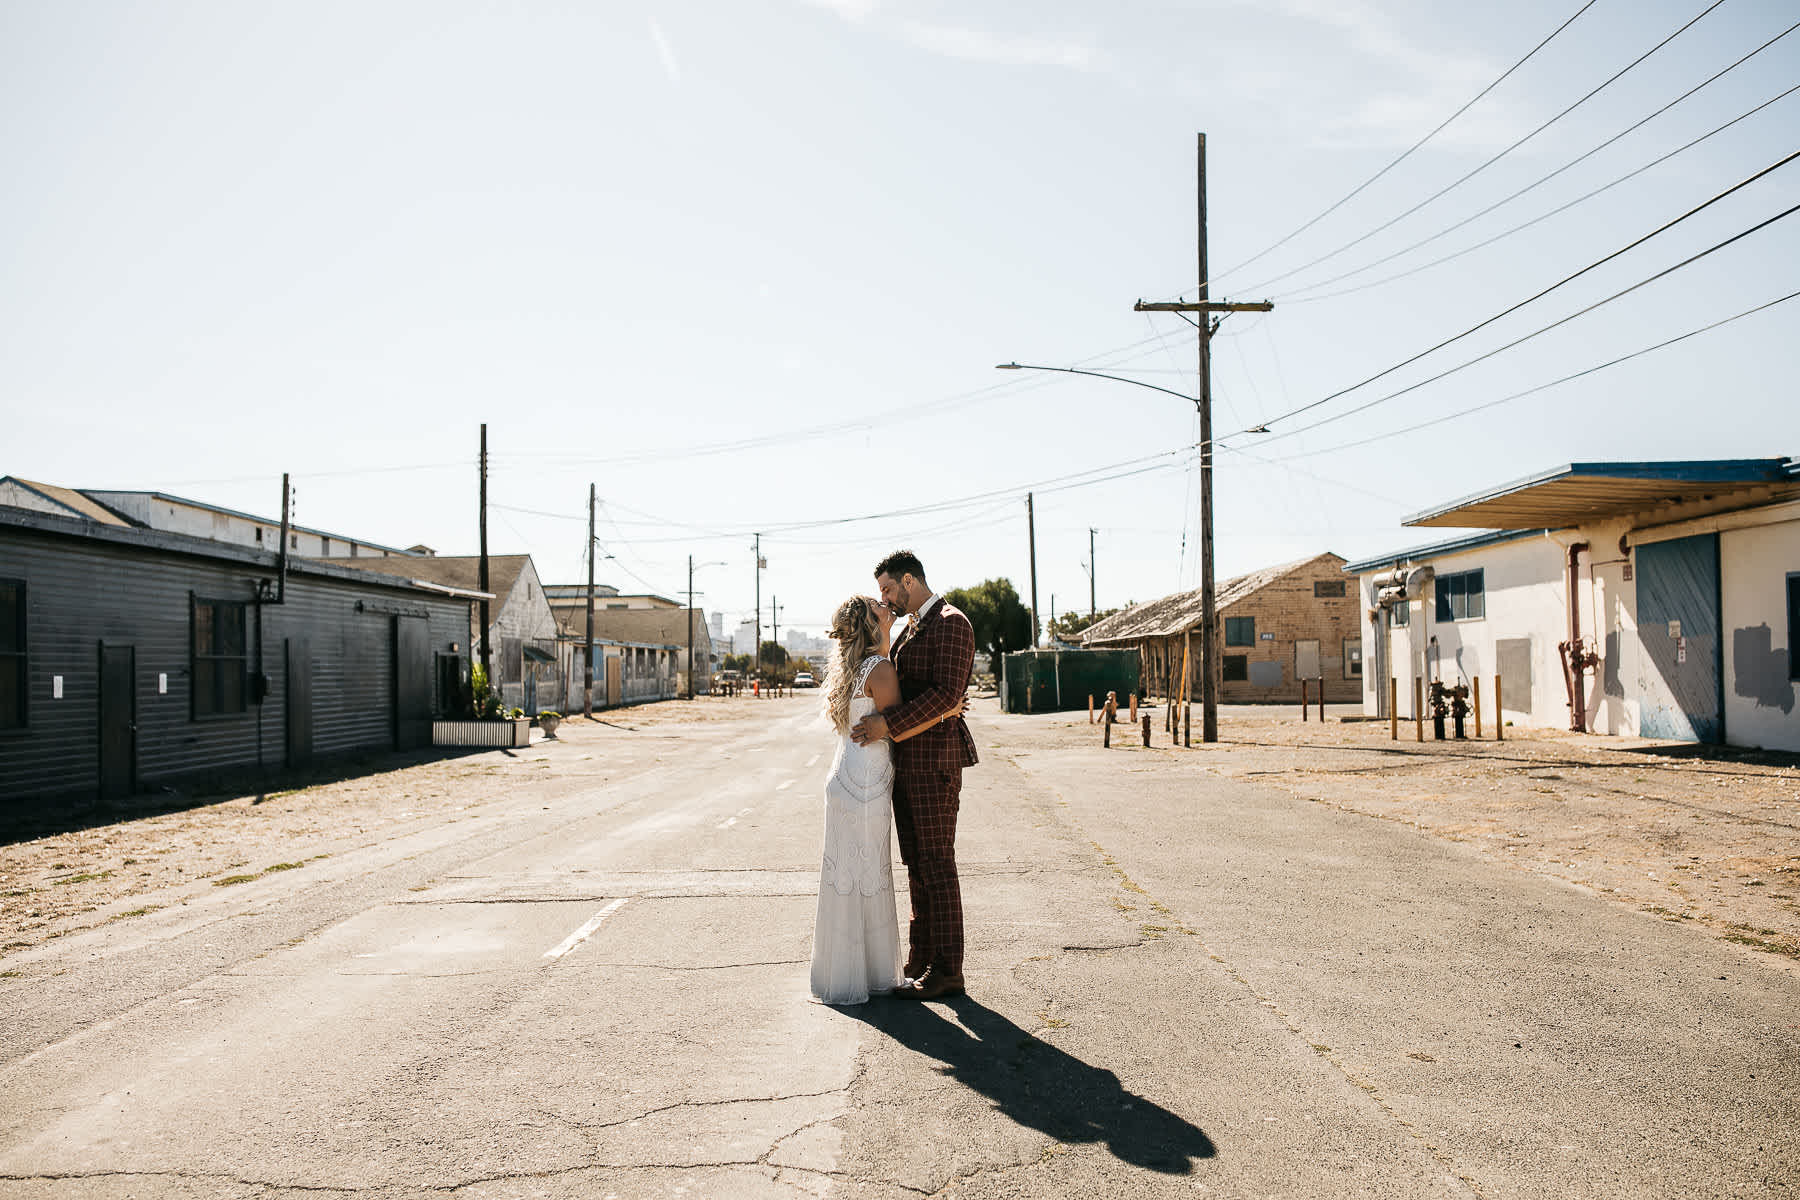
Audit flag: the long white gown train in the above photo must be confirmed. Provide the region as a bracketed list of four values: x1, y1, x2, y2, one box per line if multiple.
[809, 655, 903, 1005]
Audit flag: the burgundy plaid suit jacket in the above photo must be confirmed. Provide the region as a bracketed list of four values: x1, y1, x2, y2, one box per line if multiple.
[885, 599, 979, 772]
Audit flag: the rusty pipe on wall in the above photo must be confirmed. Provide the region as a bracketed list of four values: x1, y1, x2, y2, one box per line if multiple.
[1563, 541, 1591, 732]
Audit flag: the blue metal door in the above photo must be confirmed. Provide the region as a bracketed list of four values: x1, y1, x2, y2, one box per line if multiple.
[1635, 533, 1722, 742]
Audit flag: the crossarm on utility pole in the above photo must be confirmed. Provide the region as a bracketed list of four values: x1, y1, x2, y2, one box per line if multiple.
[1133, 300, 1274, 313]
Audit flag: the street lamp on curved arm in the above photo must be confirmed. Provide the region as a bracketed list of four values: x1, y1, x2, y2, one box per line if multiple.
[996, 362, 1201, 411]
[685, 557, 730, 700]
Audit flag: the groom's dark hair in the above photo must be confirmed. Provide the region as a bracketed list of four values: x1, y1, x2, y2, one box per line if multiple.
[875, 549, 925, 581]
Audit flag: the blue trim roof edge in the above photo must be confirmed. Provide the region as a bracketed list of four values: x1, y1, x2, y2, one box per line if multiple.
[1402, 458, 1797, 527]
[1343, 528, 1547, 576]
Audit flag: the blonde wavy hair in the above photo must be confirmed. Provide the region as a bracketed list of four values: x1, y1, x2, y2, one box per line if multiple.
[822, 595, 882, 735]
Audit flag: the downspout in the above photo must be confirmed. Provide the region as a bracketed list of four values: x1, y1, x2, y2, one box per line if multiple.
[1561, 541, 1592, 732]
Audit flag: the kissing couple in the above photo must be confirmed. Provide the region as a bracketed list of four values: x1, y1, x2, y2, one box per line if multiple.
[809, 549, 979, 1005]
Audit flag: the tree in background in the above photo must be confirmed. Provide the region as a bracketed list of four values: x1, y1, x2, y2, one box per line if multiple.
[1049, 606, 1125, 643]
[722, 653, 754, 675]
[791, 657, 814, 677]
[759, 641, 789, 680]
[945, 579, 1035, 668]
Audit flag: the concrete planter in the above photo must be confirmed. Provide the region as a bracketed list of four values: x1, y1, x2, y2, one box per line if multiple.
[431, 718, 531, 748]
[538, 714, 561, 738]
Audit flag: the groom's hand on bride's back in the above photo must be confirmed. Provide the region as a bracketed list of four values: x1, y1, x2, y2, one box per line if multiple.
[850, 713, 888, 745]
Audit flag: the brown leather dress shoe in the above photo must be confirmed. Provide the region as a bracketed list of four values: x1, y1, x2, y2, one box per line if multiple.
[904, 965, 965, 1001]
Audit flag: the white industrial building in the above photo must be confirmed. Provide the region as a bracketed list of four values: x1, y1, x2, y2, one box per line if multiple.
[1348, 459, 1800, 753]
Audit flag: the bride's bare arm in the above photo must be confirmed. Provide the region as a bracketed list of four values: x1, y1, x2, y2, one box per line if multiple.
[891, 693, 970, 744]
[866, 660, 902, 712]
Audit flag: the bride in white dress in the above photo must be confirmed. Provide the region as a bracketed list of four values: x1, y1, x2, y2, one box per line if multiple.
[810, 595, 962, 1005]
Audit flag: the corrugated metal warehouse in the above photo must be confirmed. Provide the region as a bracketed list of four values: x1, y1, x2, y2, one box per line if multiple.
[0, 506, 481, 807]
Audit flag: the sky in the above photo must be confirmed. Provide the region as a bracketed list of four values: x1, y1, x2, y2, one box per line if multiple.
[4, 0, 1797, 640]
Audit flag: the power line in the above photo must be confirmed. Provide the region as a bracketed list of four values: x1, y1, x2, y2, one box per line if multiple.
[1266, 285, 1800, 459]
[1240, 147, 1800, 432]
[1280, 21, 1800, 303]
[1235, 0, 1732, 296]
[1231, 197, 1800, 448]
[1210, 0, 1598, 288]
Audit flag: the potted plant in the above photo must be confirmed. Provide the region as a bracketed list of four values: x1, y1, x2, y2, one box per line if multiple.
[432, 664, 532, 748]
[537, 710, 562, 738]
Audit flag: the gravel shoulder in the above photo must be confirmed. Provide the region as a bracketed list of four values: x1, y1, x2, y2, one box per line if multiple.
[991, 698, 1800, 969]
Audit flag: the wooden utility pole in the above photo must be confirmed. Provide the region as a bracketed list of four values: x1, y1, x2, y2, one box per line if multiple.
[1026, 492, 1040, 647]
[478, 424, 491, 689]
[585, 483, 596, 717]
[1134, 132, 1273, 744]
[1088, 527, 1097, 619]
[685, 554, 695, 701]
[753, 533, 763, 677]
[770, 596, 781, 658]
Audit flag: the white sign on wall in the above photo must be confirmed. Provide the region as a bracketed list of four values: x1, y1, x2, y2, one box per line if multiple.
[1667, 620, 1681, 639]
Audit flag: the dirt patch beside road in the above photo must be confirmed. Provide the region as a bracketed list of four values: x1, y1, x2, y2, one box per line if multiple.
[0, 693, 797, 962]
[988, 700, 1800, 967]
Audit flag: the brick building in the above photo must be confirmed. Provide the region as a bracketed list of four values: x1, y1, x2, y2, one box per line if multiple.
[1080, 552, 1363, 704]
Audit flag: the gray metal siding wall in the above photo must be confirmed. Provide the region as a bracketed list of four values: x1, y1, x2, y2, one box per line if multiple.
[0, 526, 470, 803]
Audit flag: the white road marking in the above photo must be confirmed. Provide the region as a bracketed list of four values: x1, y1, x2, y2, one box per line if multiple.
[805, 754, 820, 768]
[717, 817, 738, 829]
[544, 898, 630, 961]
[777, 780, 794, 791]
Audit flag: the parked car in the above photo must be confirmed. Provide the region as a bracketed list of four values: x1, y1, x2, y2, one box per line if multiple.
[793, 671, 815, 688]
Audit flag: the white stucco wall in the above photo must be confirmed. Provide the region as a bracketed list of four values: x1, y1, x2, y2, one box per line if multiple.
[1720, 516, 1800, 752]
[1358, 535, 1569, 731]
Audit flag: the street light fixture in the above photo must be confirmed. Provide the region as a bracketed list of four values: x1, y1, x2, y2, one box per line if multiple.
[686, 557, 729, 699]
[995, 359, 1248, 743]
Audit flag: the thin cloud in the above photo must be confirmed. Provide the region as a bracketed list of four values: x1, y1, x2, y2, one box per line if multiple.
[897, 21, 1105, 71]
[799, 0, 881, 20]
[649, 17, 681, 85]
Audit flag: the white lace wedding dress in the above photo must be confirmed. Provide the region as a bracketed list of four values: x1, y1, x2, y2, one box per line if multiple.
[809, 655, 903, 1005]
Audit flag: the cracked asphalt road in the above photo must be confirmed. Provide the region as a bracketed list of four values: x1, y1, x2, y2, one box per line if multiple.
[1, 696, 1796, 1198]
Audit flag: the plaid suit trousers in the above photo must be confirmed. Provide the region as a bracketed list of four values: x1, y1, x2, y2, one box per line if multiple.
[893, 765, 963, 975]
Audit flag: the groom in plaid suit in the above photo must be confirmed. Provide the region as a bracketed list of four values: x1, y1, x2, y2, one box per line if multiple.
[851, 549, 979, 1000]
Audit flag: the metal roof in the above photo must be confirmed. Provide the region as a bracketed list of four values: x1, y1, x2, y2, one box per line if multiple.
[1404, 458, 1800, 529]
[0, 506, 487, 600]
[1342, 529, 1546, 576]
[82, 488, 422, 556]
[1080, 552, 1343, 646]
[0, 477, 133, 526]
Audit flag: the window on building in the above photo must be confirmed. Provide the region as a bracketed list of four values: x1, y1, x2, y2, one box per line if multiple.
[1435, 569, 1486, 622]
[320, 536, 331, 554]
[0, 580, 25, 731]
[290, 533, 298, 549]
[1223, 654, 1248, 682]
[1344, 638, 1362, 679]
[192, 597, 248, 717]
[1788, 574, 1800, 681]
[1390, 599, 1409, 627]
[1314, 579, 1346, 598]
[1224, 616, 1255, 646]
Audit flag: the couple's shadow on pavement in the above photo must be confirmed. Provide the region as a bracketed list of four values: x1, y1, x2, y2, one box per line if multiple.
[843, 994, 1216, 1173]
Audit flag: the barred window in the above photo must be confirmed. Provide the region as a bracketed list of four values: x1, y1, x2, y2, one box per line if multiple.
[0, 580, 25, 731]
[193, 597, 248, 717]
[1314, 579, 1346, 598]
